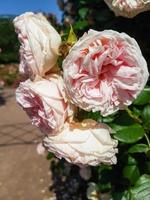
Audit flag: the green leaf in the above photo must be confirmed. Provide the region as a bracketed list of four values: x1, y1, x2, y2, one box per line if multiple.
[113, 111, 134, 126]
[128, 144, 149, 153]
[146, 150, 150, 158]
[79, 8, 88, 19]
[114, 124, 145, 143]
[77, 110, 102, 122]
[133, 107, 142, 117]
[127, 155, 137, 165]
[145, 162, 150, 173]
[110, 191, 130, 200]
[129, 174, 150, 200]
[98, 182, 111, 192]
[133, 87, 150, 105]
[110, 124, 128, 132]
[74, 20, 88, 30]
[67, 25, 77, 45]
[102, 115, 115, 123]
[142, 104, 150, 121]
[142, 104, 150, 130]
[123, 165, 140, 185]
[47, 152, 54, 160]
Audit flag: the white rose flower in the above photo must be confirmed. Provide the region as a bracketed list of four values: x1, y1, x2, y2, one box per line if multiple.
[13, 12, 61, 80]
[16, 74, 74, 135]
[43, 119, 118, 166]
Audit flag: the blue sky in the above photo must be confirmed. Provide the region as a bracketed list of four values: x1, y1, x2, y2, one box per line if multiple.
[0, 0, 62, 21]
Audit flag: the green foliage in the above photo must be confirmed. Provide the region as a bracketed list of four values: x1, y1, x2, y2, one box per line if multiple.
[128, 144, 149, 154]
[111, 191, 130, 200]
[129, 174, 150, 200]
[74, 20, 88, 30]
[123, 165, 140, 185]
[142, 104, 150, 130]
[4, 73, 18, 85]
[59, 0, 150, 198]
[47, 152, 54, 160]
[113, 111, 135, 126]
[0, 64, 19, 86]
[78, 8, 88, 19]
[0, 14, 61, 64]
[0, 18, 19, 63]
[114, 124, 145, 144]
[133, 87, 150, 105]
[76, 109, 102, 122]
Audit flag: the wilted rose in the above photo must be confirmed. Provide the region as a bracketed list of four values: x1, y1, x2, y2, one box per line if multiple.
[13, 12, 61, 80]
[16, 74, 74, 135]
[43, 119, 118, 166]
[63, 29, 149, 116]
[104, 0, 150, 18]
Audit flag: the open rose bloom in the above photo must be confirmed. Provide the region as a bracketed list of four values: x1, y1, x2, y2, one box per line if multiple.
[16, 74, 74, 135]
[104, 0, 150, 18]
[63, 29, 149, 116]
[43, 120, 118, 166]
[13, 12, 61, 80]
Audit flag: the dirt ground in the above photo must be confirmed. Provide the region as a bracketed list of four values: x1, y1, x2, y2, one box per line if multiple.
[0, 89, 55, 200]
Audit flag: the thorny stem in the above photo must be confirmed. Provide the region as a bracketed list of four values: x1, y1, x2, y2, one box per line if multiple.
[125, 107, 150, 149]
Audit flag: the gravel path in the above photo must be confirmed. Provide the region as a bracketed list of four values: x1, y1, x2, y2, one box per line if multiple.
[0, 89, 55, 200]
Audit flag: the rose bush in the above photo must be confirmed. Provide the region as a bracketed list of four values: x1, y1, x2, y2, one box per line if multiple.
[43, 119, 118, 166]
[63, 29, 149, 116]
[16, 74, 74, 135]
[12, 4, 150, 199]
[13, 12, 61, 80]
[13, 9, 150, 199]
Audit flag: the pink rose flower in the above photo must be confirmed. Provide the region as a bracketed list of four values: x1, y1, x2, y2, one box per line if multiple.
[43, 119, 118, 166]
[104, 0, 150, 18]
[16, 74, 74, 135]
[63, 29, 149, 116]
[13, 12, 61, 80]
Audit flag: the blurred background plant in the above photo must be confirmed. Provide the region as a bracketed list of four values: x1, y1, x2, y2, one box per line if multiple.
[0, 13, 61, 87]
[0, 17, 19, 87]
[0, 17, 19, 63]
